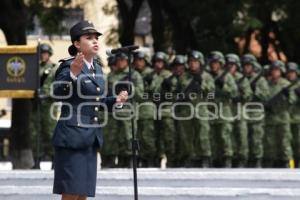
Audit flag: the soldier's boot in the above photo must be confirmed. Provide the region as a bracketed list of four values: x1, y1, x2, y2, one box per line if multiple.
[253, 159, 262, 168]
[223, 157, 232, 168]
[263, 160, 274, 168]
[297, 160, 300, 168]
[146, 157, 155, 168]
[129, 157, 134, 168]
[280, 160, 290, 168]
[237, 159, 247, 168]
[102, 156, 117, 168]
[200, 157, 210, 168]
[138, 158, 145, 168]
[184, 159, 193, 168]
[166, 157, 176, 168]
[119, 156, 132, 168]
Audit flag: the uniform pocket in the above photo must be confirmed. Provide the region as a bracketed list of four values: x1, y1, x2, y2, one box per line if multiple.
[65, 115, 91, 127]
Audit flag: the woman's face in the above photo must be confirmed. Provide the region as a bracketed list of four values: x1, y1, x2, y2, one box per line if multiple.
[74, 33, 99, 56]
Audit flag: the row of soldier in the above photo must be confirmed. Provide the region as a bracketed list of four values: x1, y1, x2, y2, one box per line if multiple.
[101, 50, 300, 168]
[31, 43, 300, 168]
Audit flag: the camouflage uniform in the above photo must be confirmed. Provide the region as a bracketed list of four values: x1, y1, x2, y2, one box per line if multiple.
[264, 61, 296, 167]
[149, 52, 177, 167]
[226, 53, 253, 167]
[208, 51, 238, 167]
[30, 43, 57, 161]
[241, 54, 269, 167]
[177, 50, 215, 167]
[133, 51, 156, 167]
[157, 52, 178, 167]
[158, 73, 177, 166]
[287, 62, 300, 167]
[102, 53, 144, 167]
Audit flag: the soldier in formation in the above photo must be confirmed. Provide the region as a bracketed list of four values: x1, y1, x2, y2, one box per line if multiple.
[100, 49, 300, 168]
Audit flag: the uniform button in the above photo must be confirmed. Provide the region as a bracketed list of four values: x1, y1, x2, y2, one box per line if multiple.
[63, 88, 67, 91]
[96, 97, 100, 101]
[96, 87, 100, 92]
[95, 107, 99, 111]
[77, 123, 80, 126]
[94, 117, 98, 121]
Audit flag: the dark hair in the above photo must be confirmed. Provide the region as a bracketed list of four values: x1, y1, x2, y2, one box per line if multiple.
[68, 44, 78, 56]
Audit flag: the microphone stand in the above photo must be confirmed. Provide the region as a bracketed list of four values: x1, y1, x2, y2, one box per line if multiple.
[125, 48, 139, 200]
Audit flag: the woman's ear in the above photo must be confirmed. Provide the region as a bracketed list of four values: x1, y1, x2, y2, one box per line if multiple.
[74, 40, 80, 50]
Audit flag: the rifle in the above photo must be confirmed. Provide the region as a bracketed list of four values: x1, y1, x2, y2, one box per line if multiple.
[40, 63, 56, 87]
[159, 74, 178, 103]
[143, 71, 155, 86]
[250, 70, 263, 92]
[161, 74, 177, 92]
[264, 79, 299, 108]
[176, 72, 202, 102]
[233, 75, 247, 103]
[214, 69, 229, 88]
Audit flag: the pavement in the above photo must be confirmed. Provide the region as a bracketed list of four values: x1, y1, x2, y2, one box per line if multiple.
[0, 168, 300, 200]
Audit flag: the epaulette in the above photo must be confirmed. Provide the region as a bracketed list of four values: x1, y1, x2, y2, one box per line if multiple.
[59, 57, 74, 63]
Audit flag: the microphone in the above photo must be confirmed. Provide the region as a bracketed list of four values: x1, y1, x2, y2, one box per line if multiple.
[106, 45, 139, 55]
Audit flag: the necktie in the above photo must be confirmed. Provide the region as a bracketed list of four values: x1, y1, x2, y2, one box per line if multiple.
[89, 65, 95, 78]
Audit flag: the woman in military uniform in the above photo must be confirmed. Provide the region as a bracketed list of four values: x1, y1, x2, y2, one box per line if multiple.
[52, 21, 128, 200]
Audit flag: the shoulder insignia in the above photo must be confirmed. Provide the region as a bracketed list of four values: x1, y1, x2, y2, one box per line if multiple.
[59, 57, 74, 63]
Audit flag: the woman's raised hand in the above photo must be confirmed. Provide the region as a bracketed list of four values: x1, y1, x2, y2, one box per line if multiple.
[70, 52, 84, 76]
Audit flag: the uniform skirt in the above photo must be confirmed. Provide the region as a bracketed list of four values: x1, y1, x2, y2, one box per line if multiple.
[53, 145, 97, 197]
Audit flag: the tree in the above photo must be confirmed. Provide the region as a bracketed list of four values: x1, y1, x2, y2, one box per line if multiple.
[0, 0, 70, 169]
[116, 0, 143, 46]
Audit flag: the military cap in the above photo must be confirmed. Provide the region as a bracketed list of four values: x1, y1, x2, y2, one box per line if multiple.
[70, 20, 102, 42]
[152, 52, 168, 63]
[207, 51, 225, 65]
[115, 52, 129, 60]
[241, 53, 261, 72]
[171, 55, 187, 66]
[187, 50, 205, 65]
[68, 21, 102, 56]
[225, 53, 241, 69]
[286, 62, 299, 74]
[40, 43, 53, 56]
[107, 54, 116, 66]
[241, 54, 257, 65]
[270, 60, 286, 73]
[133, 51, 150, 65]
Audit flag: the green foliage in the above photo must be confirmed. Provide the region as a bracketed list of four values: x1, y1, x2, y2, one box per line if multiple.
[27, 0, 72, 36]
[102, 2, 119, 46]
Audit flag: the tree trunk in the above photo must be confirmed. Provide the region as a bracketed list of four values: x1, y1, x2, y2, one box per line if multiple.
[117, 0, 143, 46]
[256, 4, 272, 65]
[147, 0, 165, 51]
[0, 0, 34, 169]
[185, 22, 198, 51]
[162, 0, 186, 54]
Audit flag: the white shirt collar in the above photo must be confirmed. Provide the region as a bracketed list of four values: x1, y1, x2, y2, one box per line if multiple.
[83, 58, 94, 70]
